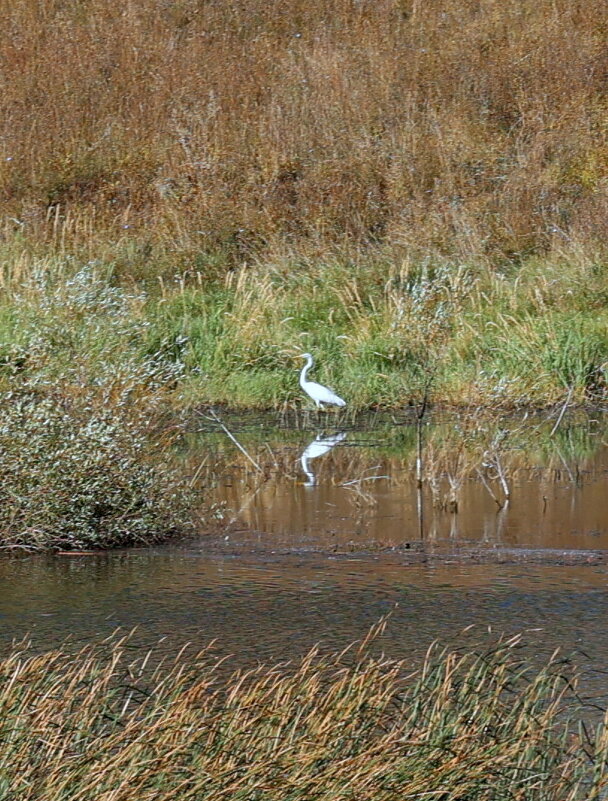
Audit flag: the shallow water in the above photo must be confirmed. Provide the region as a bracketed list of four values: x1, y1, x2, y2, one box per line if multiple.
[190, 408, 608, 552]
[2, 410, 608, 707]
[1, 551, 608, 706]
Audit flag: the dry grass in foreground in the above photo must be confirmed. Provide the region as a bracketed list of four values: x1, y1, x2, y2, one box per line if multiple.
[0, 625, 606, 800]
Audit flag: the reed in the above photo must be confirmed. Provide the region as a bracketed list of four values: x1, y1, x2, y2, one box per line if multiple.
[0, 626, 604, 800]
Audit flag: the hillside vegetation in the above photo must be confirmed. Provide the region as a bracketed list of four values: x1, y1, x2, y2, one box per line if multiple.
[0, 0, 607, 409]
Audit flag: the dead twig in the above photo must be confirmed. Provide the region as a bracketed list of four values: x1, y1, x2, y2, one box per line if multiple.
[199, 408, 263, 473]
[550, 385, 574, 437]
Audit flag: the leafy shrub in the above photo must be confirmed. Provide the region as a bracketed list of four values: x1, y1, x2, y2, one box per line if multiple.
[0, 389, 192, 550]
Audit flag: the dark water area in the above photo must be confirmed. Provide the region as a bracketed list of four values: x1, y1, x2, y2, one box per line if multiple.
[2, 409, 608, 708]
[1, 551, 608, 707]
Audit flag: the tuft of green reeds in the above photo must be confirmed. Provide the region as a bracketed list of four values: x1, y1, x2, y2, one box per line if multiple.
[0, 626, 606, 800]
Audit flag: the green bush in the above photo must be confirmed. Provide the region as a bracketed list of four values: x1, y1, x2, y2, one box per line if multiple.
[0, 389, 192, 550]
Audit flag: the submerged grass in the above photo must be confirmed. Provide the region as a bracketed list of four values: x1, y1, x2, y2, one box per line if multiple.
[0, 626, 605, 800]
[188, 406, 605, 525]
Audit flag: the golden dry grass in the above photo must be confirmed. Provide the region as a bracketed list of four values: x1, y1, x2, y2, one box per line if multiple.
[0, 626, 605, 800]
[2, 0, 608, 265]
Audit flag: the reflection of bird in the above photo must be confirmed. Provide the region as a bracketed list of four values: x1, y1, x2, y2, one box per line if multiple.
[300, 432, 347, 487]
[299, 353, 346, 409]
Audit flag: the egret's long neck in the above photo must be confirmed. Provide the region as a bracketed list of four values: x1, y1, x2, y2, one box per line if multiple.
[300, 455, 315, 485]
[299, 356, 313, 387]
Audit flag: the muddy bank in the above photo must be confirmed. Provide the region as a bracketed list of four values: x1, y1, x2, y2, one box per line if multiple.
[191, 527, 608, 566]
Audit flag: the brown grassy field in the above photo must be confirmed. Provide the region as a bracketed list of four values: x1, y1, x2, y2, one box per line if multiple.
[0, 0, 606, 464]
[2, 0, 608, 269]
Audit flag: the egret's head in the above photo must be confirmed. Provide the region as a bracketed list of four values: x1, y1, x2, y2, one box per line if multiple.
[299, 352, 313, 360]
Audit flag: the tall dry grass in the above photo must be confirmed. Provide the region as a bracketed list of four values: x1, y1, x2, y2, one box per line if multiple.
[0, 626, 606, 800]
[2, 0, 608, 266]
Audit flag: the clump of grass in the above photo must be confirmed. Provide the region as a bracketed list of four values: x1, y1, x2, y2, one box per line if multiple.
[146, 256, 608, 410]
[470, 311, 608, 404]
[0, 386, 192, 550]
[1, 252, 606, 413]
[0, 627, 605, 800]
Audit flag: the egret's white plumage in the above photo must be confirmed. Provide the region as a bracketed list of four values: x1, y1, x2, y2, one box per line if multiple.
[299, 353, 346, 409]
[300, 432, 347, 486]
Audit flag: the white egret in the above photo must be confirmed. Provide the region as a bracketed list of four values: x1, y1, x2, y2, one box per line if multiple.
[299, 353, 346, 409]
[300, 432, 347, 486]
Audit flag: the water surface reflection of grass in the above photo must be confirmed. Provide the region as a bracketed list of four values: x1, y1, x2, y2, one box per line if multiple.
[187, 410, 608, 552]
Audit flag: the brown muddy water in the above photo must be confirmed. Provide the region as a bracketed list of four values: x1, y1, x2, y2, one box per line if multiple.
[2, 409, 608, 706]
[193, 408, 608, 554]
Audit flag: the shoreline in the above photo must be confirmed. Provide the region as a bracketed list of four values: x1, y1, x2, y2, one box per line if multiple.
[150, 529, 608, 568]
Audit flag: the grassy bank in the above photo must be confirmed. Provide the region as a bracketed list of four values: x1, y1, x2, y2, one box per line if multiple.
[0, 627, 606, 800]
[0, 252, 606, 411]
[148, 250, 608, 408]
[1, 0, 608, 409]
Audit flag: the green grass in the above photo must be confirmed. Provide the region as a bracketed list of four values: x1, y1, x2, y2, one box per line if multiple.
[0, 251, 606, 412]
[143, 253, 608, 409]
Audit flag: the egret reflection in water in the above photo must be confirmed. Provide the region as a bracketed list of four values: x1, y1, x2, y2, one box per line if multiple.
[300, 432, 347, 487]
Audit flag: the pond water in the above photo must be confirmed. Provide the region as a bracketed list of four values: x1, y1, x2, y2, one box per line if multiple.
[1, 409, 608, 705]
[191, 408, 608, 553]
